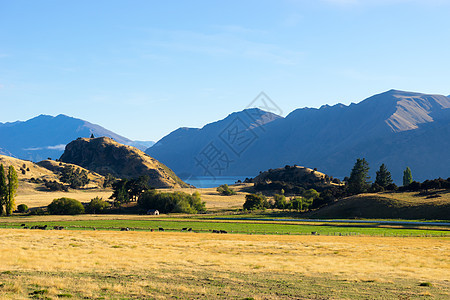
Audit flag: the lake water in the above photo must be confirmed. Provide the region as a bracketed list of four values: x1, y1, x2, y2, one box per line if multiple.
[182, 176, 251, 188]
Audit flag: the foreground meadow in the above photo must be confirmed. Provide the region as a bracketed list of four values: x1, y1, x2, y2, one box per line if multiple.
[0, 229, 448, 299]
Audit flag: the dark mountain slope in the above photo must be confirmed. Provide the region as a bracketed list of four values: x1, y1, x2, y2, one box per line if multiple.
[146, 108, 282, 178]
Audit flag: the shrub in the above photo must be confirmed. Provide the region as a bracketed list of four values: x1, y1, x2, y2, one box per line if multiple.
[47, 198, 85, 215]
[243, 194, 269, 210]
[17, 204, 28, 213]
[419, 282, 432, 287]
[273, 194, 287, 209]
[29, 208, 47, 215]
[289, 196, 313, 211]
[44, 180, 68, 192]
[216, 184, 236, 196]
[60, 165, 89, 189]
[85, 197, 110, 214]
[138, 190, 206, 214]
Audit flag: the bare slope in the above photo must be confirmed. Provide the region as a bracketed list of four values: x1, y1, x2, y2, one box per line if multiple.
[60, 137, 188, 188]
[0, 155, 59, 182]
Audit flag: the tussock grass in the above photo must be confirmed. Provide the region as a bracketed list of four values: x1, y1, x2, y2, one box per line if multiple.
[0, 229, 449, 299]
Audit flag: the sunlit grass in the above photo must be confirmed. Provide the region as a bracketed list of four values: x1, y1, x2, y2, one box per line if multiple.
[0, 229, 448, 299]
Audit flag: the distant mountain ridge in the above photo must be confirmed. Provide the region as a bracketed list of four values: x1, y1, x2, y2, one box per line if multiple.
[147, 90, 450, 183]
[147, 108, 283, 179]
[0, 114, 154, 161]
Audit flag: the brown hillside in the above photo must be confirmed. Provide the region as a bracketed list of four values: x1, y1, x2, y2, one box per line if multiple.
[0, 155, 59, 182]
[0, 155, 106, 190]
[60, 137, 188, 188]
[37, 160, 105, 187]
[306, 191, 450, 220]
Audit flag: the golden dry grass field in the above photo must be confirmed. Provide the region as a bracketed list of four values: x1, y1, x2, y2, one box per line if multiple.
[0, 229, 448, 299]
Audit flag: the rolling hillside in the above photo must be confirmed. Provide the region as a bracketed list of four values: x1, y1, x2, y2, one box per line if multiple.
[305, 191, 450, 220]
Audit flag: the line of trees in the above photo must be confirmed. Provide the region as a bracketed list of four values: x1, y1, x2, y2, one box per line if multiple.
[346, 158, 414, 195]
[0, 164, 18, 216]
[109, 176, 150, 207]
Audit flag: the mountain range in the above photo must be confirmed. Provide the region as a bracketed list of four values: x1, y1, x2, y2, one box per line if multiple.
[1, 89, 448, 184]
[0, 114, 154, 161]
[147, 90, 450, 183]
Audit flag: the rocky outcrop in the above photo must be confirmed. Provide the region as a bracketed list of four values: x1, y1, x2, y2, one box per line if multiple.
[60, 137, 187, 188]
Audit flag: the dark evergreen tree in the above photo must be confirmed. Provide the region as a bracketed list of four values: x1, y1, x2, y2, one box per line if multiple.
[347, 158, 370, 195]
[110, 179, 130, 206]
[375, 163, 393, 188]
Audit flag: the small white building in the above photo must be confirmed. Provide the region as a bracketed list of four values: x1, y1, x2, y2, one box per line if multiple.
[147, 209, 160, 215]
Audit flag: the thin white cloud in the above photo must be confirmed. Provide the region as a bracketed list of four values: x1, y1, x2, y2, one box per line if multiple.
[24, 144, 66, 151]
[139, 27, 304, 65]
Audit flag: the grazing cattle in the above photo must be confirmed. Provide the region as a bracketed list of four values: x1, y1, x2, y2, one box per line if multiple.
[20, 223, 26, 227]
[219, 230, 227, 234]
[212, 230, 220, 233]
[187, 228, 192, 232]
[181, 228, 187, 231]
[311, 232, 318, 235]
[23, 226, 29, 229]
[158, 227, 164, 231]
[120, 227, 130, 231]
[147, 209, 160, 215]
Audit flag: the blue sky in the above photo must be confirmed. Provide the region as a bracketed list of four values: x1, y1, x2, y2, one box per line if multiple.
[1, 0, 449, 141]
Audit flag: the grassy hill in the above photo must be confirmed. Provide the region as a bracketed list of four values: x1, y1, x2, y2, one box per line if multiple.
[306, 190, 450, 220]
[60, 137, 188, 188]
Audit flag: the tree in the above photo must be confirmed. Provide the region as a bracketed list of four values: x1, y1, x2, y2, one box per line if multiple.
[128, 176, 150, 201]
[243, 194, 269, 210]
[217, 184, 236, 196]
[90, 133, 95, 138]
[60, 165, 89, 189]
[347, 158, 370, 195]
[289, 195, 314, 211]
[137, 190, 205, 214]
[375, 164, 393, 188]
[302, 189, 320, 201]
[110, 179, 130, 206]
[0, 164, 7, 215]
[17, 204, 29, 213]
[273, 194, 287, 209]
[403, 167, 413, 186]
[47, 198, 85, 215]
[6, 166, 18, 216]
[85, 197, 110, 214]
